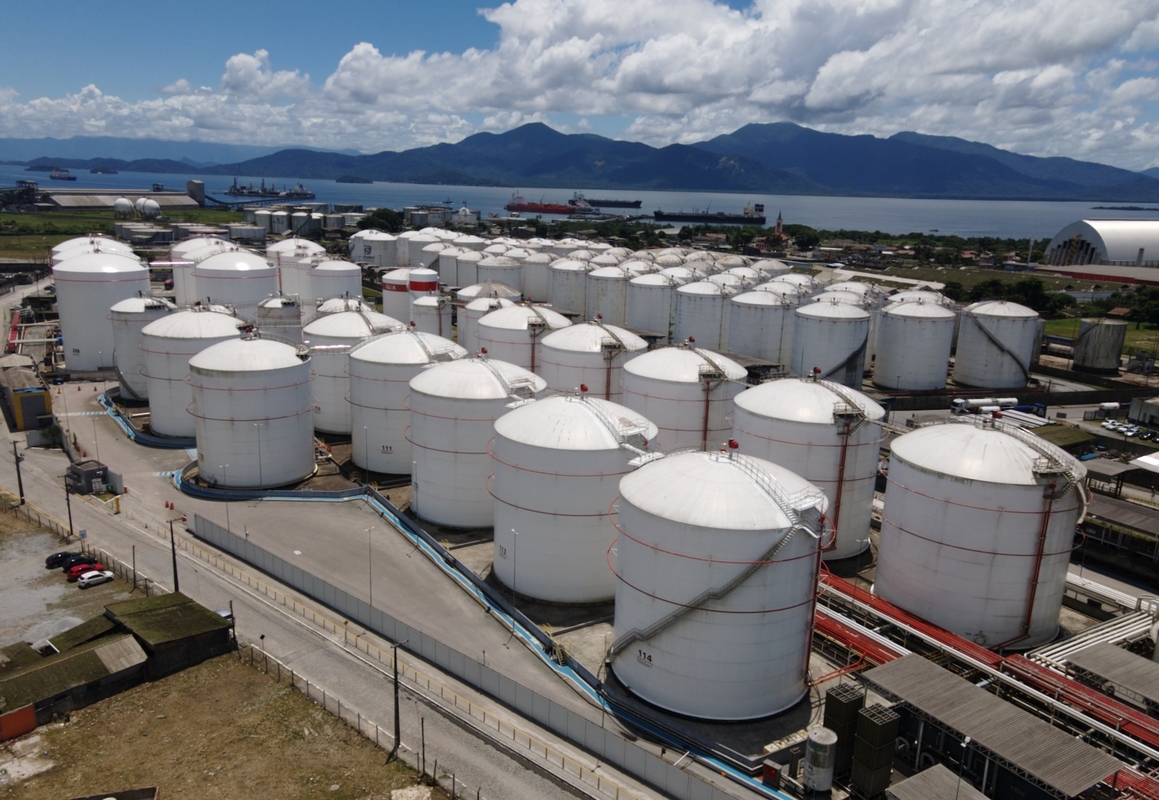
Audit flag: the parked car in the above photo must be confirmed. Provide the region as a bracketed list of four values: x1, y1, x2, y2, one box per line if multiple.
[77, 570, 114, 589]
[60, 554, 97, 572]
[66, 562, 105, 582]
[45, 551, 82, 569]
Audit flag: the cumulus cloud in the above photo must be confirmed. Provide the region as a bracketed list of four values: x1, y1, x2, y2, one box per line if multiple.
[2, 1, 1159, 168]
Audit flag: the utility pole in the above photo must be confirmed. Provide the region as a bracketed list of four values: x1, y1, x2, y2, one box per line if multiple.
[389, 638, 409, 762]
[12, 441, 24, 505]
[64, 480, 74, 537]
[169, 518, 181, 593]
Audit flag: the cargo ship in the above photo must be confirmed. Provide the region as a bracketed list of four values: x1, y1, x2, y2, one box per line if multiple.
[654, 203, 765, 225]
[568, 191, 641, 209]
[49, 169, 77, 181]
[504, 193, 573, 215]
[225, 177, 315, 199]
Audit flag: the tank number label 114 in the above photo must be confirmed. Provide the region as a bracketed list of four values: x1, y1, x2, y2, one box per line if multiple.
[637, 650, 653, 667]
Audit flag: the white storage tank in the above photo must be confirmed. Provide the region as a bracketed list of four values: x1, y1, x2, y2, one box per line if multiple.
[351, 230, 398, 268]
[168, 236, 228, 305]
[521, 252, 554, 301]
[549, 259, 592, 316]
[141, 309, 244, 437]
[380, 268, 413, 322]
[537, 322, 648, 401]
[475, 256, 522, 291]
[407, 357, 546, 528]
[436, 246, 465, 286]
[52, 235, 134, 261]
[456, 281, 522, 305]
[348, 330, 467, 475]
[1073, 319, 1127, 373]
[873, 301, 955, 391]
[54, 251, 151, 372]
[456, 250, 484, 287]
[876, 419, 1088, 648]
[302, 310, 402, 433]
[407, 268, 440, 302]
[772, 274, 815, 296]
[732, 378, 884, 561]
[586, 266, 631, 326]
[453, 234, 486, 252]
[410, 295, 453, 338]
[270, 211, 289, 235]
[791, 300, 870, 389]
[475, 304, 571, 372]
[189, 337, 314, 488]
[886, 289, 947, 306]
[193, 250, 279, 318]
[459, 297, 515, 350]
[309, 260, 363, 303]
[627, 273, 682, 340]
[673, 281, 733, 352]
[255, 295, 303, 342]
[621, 345, 746, 450]
[954, 300, 1038, 389]
[311, 296, 373, 321]
[610, 446, 825, 720]
[752, 259, 792, 279]
[109, 295, 176, 400]
[266, 238, 325, 294]
[727, 291, 796, 365]
[418, 241, 448, 269]
[491, 394, 658, 603]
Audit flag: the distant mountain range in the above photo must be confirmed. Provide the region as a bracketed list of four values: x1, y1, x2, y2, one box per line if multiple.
[4, 123, 1159, 201]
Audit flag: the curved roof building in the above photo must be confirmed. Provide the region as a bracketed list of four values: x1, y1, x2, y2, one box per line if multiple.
[1045, 220, 1159, 268]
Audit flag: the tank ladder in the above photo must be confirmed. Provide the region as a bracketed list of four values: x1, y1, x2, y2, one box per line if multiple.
[607, 451, 822, 662]
[477, 356, 539, 401]
[963, 308, 1030, 382]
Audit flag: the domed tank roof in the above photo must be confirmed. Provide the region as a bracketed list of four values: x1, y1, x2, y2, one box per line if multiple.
[53, 235, 133, 255]
[496, 394, 657, 451]
[54, 252, 146, 274]
[797, 299, 870, 320]
[464, 297, 516, 313]
[349, 329, 466, 365]
[623, 346, 746, 383]
[735, 378, 885, 425]
[313, 259, 361, 273]
[410, 357, 546, 400]
[142, 309, 242, 339]
[827, 281, 874, 295]
[110, 296, 177, 314]
[678, 281, 728, 296]
[477, 304, 570, 331]
[891, 420, 1085, 486]
[171, 236, 229, 259]
[479, 256, 520, 267]
[882, 299, 956, 319]
[267, 237, 325, 256]
[965, 299, 1038, 318]
[888, 290, 946, 305]
[196, 250, 273, 273]
[457, 282, 521, 300]
[551, 259, 591, 273]
[588, 266, 630, 279]
[620, 449, 825, 530]
[732, 290, 794, 307]
[315, 297, 373, 314]
[258, 295, 300, 309]
[630, 272, 678, 286]
[303, 310, 401, 338]
[189, 337, 306, 372]
[814, 290, 864, 305]
[540, 322, 647, 353]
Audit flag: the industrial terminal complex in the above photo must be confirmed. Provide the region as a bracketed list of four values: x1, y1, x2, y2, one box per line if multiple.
[11, 196, 1159, 800]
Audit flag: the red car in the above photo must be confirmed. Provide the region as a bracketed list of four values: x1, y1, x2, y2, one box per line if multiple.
[66, 562, 105, 582]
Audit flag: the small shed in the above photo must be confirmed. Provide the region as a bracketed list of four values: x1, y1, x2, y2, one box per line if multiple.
[104, 593, 234, 679]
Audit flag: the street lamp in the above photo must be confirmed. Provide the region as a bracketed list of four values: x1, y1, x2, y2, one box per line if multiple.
[91, 417, 101, 465]
[168, 517, 182, 593]
[219, 464, 230, 532]
[363, 425, 370, 485]
[63, 478, 74, 537]
[955, 736, 972, 799]
[388, 638, 409, 763]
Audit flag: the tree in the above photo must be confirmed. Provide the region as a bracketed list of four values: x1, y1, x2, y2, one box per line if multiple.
[357, 207, 403, 233]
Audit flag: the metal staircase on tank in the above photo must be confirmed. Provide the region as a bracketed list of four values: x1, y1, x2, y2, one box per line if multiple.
[963, 307, 1031, 382]
[606, 450, 821, 662]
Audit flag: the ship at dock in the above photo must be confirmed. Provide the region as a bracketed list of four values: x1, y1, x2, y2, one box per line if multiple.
[504, 193, 574, 215]
[225, 177, 315, 199]
[654, 202, 766, 225]
[568, 191, 641, 209]
[49, 169, 77, 181]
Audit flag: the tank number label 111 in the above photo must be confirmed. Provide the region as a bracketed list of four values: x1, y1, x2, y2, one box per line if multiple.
[637, 650, 653, 667]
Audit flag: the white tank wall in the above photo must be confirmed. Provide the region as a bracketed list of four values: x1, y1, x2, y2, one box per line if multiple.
[303, 311, 402, 434]
[456, 251, 484, 287]
[875, 421, 1087, 648]
[410, 296, 453, 338]
[873, 301, 955, 390]
[490, 395, 657, 603]
[407, 358, 546, 528]
[627, 274, 679, 341]
[190, 339, 314, 488]
[791, 302, 870, 388]
[55, 253, 151, 372]
[586, 268, 630, 326]
[475, 305, 571, 372]
[549, 261, 591, 317]
[1074, 319, 1127, 372]
[352, 231, 398, 268]
[380, 268, 413, 322]
[476, 257, 523, 290]
[310, 260, 363, 303]
[437, 247, 464, 286]
[673, 282, 732, 351]
[458, 297, 515, 351]
[109, 296, 174, 400]
[954, 301, 1039, 389]
[727, 292, 795, 364]
[141, 311, 243, 437]
[192, 251, 279, 317]
[537, 323, 648, 402]
[255, 296, 303, 343]
[349, 331, 467, 474]
[418, 242, 447, 269]
[521, 253, 554, 301]
[731, 379, 884, 561]
[620, 347, 746, 450]
[612, 449, 824, 720]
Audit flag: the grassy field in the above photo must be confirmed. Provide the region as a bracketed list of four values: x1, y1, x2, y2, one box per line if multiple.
[879, 264, 1078, 292]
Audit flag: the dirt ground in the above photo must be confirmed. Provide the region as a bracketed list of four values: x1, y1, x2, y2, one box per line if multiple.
[0, 498, 446, 800]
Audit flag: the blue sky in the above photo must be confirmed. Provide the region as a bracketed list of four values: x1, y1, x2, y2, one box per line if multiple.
[3, 0, 1159, 170]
